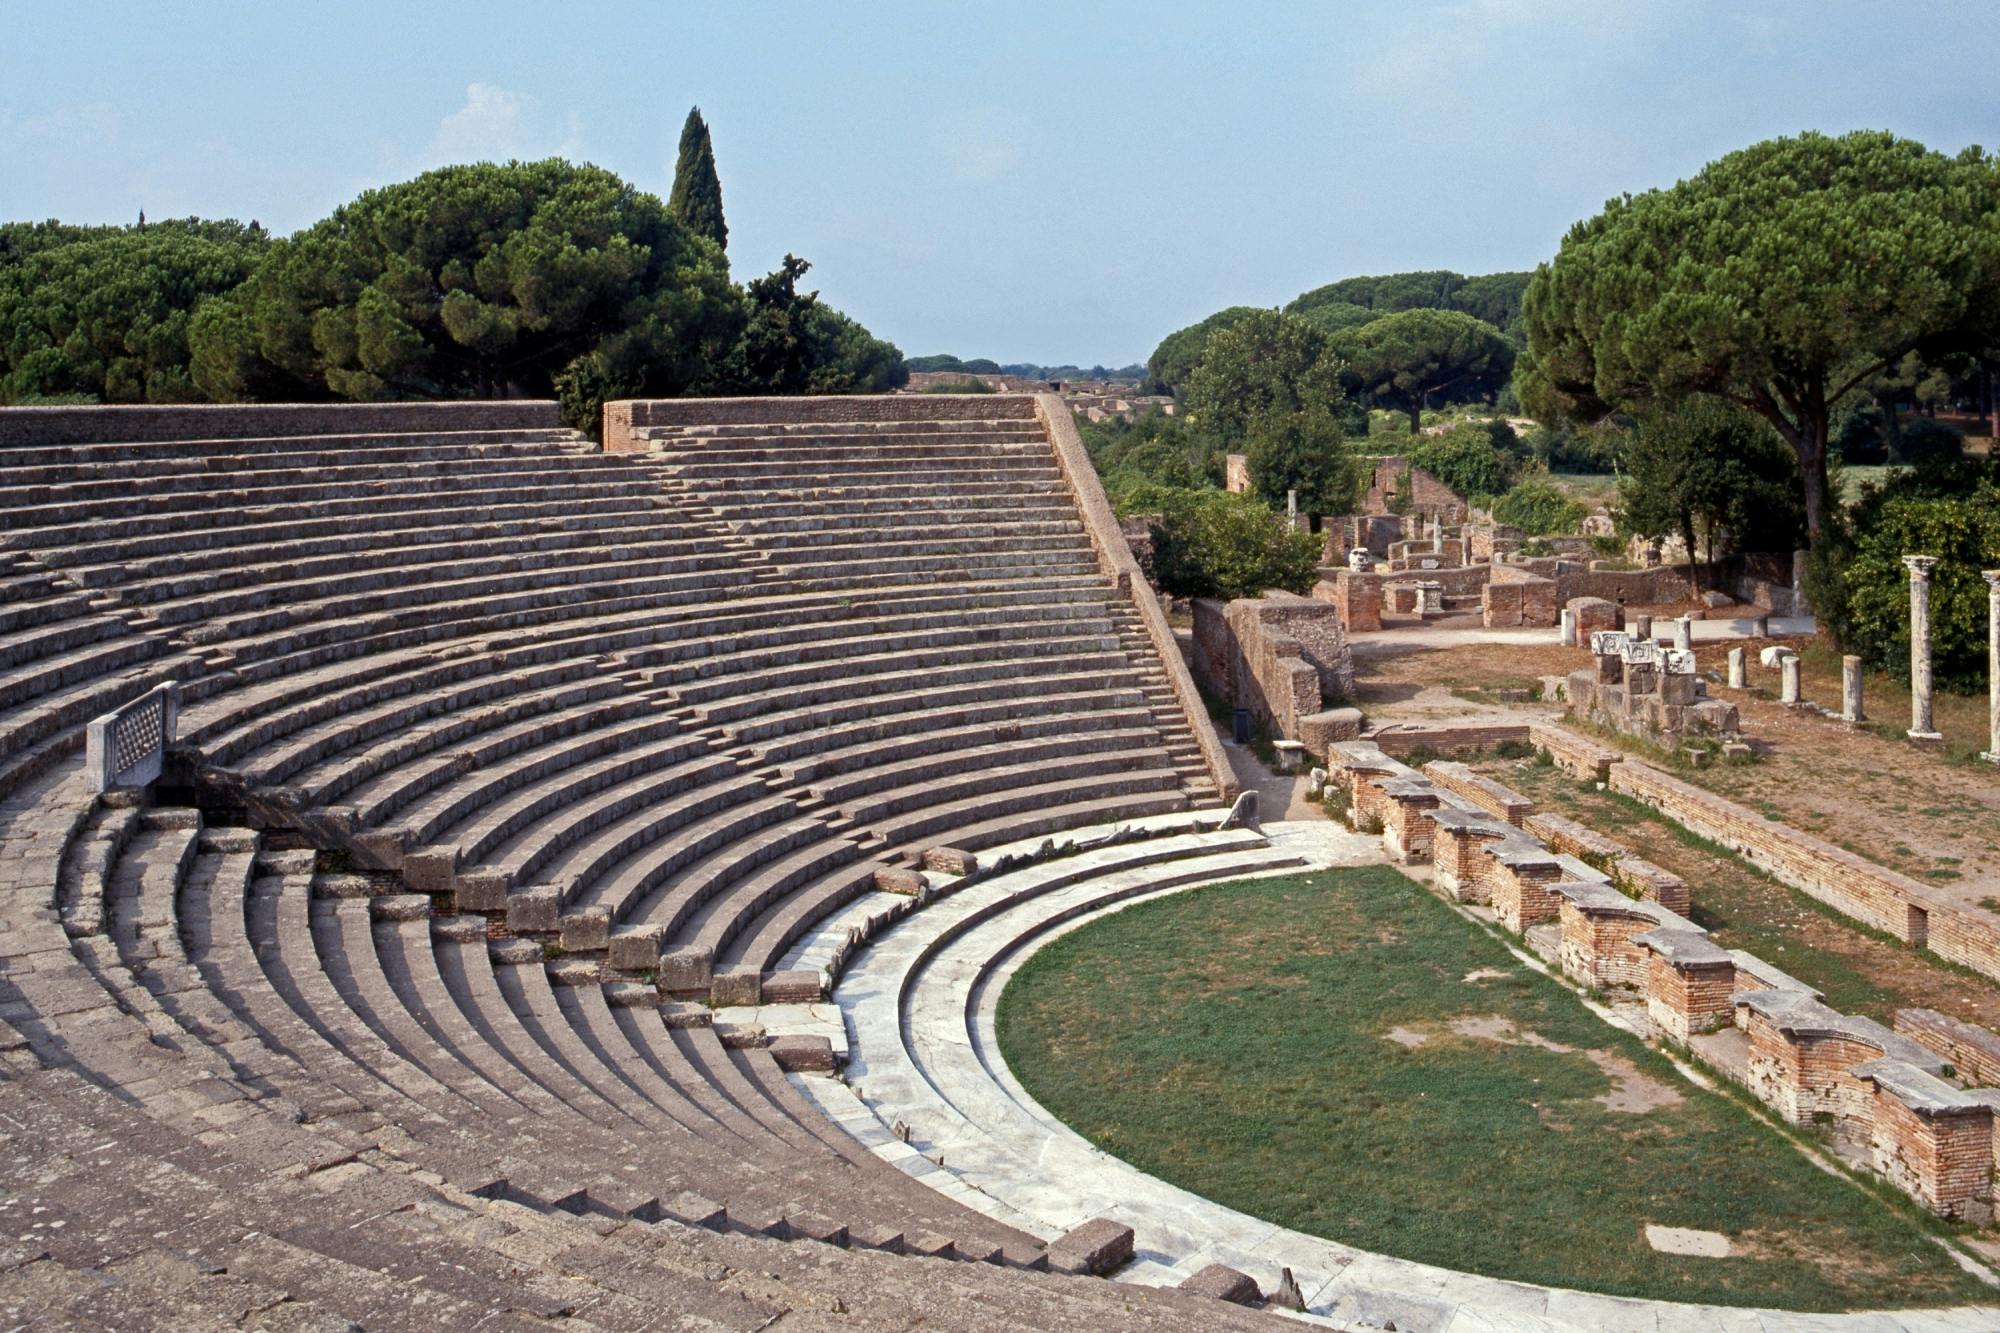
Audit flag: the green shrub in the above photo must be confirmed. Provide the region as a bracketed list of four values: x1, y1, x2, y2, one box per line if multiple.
[1492, 472, 1588, 536]
[1892, 418, 1965, 468]
[920, 377, 994, 394]
[1146, 490, 1323, 600]
[1408, 424, 1511, 498]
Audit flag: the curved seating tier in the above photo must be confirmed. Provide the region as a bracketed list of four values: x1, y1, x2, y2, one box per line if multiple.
[0, 396, 1257, 1325]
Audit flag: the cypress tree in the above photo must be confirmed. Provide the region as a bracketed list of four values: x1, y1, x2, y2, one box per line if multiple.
[668, 107, 727, 252]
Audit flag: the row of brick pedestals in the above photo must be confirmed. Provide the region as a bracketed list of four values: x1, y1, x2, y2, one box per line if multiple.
[1325, 734, 2000, 1221]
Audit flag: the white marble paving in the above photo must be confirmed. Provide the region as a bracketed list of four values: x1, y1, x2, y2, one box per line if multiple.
[795, 815, 2000, 1332]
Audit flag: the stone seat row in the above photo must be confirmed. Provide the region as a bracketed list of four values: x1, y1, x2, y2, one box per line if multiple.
[0, 398, 1249, 1324]
[21, 775, 1065, 1275]
[1324, 740, 2000, 1221]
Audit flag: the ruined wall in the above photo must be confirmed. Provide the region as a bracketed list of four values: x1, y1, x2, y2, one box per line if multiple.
[1312, 569, 1383, 633]
[1192, 594, 1357, 757]
[1359, 456, 1466, 520]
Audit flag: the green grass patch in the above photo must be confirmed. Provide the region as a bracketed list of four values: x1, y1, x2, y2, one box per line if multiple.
[997, 867, 1987, 1310]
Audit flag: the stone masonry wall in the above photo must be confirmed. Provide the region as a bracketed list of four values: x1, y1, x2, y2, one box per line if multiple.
[0, 400, 560, 447]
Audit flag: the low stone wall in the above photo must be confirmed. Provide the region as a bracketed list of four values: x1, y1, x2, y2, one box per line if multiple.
[1898, 1009, 2000, 1087]
[1323, 734, 2000, 1219]
[1607, 761, 1933, 944]
[1525, 723, 1617, 782]
[1369, 723, 1529, 758]
[1554, 566, 1695, 607]
[0, 400, 560, 447]
[1482, 565, 1558, 628]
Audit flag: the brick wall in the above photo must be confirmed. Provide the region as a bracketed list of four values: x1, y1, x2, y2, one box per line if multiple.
[613, 393, 1036, 432]
[1371, 723, 1530, 758]
[1608, 761, 1936, 946]
[1191, 595, 1355, 757]
[1423, 762, 1533, 824]
[1313, 570, 1383, 633]
[1525, 724, 1616, 781]
[1645, 955, 1737, 1043]
[0, 400, 560, 447]
[1896, 1009, 2000, 1086]
[1359, 456, 1466, 519]
[1868, 1086, 1993, 1218]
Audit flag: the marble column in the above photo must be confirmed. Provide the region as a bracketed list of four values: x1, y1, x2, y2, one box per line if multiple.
[1674, 615, 1693, 654]
[1753, 613, 1771, 639]
[1984, 570, 2000, 764]
[1780, 654, 1802, 705]
[1560, 608, 1577, 647]
[1841, 655, 1865, 723]
[1727, 646, 1746, 689]
[1904, 555, 1942, 741]
[1633, 613, 1654, 641]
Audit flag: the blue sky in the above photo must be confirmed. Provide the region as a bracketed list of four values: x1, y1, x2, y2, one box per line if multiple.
[4, 1, 1995, 365]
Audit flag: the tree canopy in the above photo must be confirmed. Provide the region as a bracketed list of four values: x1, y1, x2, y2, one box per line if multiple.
[1287, 269, 1532, 337]
[1328, 308, 1515, 433]
[1617, 399, 1805, 582]
[1181, 310, 1345, 446]
[190, 160, 745, 403]
[1, 219, 268, 404]
[1519, 129, 2000, 543]
[668, 107, 728, 252]
[1145, 305, 1262, 394]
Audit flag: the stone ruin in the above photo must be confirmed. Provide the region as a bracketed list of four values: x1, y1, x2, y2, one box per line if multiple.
[1327, 740, 2000, 1222]
[1563, 629, 1740, 749]
[1189, 592, 1361, 760]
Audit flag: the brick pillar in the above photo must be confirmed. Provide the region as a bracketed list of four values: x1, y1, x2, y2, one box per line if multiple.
[1904, 555, 1942, 741]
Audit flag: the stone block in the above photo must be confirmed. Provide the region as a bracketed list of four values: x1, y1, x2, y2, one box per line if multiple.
[659, 1002, 713, 1029]
[452, 868, 511, 912]
[400, 845, 458, 893]
[709, 967, 762, 1007]
[658, 947, 713, 995]
[505, 886, 562, 934]
[760, 969, 823, 1003]
[767, 1035, 838, 1073]
[1046, 1217, 1134, 1276]
[873, 866, 927, 896]
[922, 846, 978, 876]
[606, 923, 664, 971]
[559, 906, 611, 952]
[1178, 1263, 1262, 1305]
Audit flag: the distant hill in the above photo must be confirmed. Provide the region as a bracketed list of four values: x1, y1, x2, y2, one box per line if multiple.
[906, 354, 1144, 382]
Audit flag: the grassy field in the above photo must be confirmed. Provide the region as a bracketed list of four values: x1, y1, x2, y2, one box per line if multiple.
[996, 867, 1991, 1310]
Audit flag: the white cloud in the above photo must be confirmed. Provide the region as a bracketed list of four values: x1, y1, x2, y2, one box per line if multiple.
[423, 83, 583, 166]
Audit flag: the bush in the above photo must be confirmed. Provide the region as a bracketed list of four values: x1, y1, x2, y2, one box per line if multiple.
[1409, 424, 1511, 498]
[1525, 419, 1618, 473]
[1893, 418, 1965, 468]
[1147, 490, 1323, 600]
[920, 377, 994, 394]
[1492, 472, 1588, 536]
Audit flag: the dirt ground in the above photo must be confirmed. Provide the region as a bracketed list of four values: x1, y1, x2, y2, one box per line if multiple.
[1352, 633, 2000, 906]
